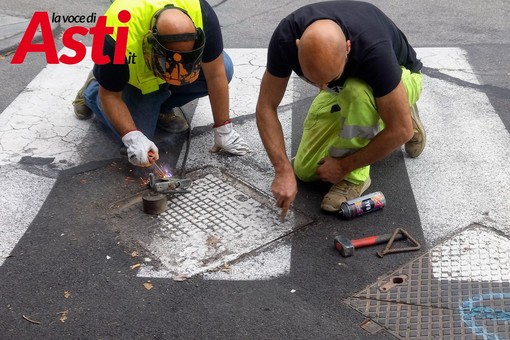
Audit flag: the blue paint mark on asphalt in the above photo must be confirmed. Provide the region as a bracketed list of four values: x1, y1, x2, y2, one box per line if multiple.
[460, 293, 510, 340]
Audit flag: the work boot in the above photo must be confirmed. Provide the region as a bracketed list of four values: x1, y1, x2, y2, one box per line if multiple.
[321, 177, 371, 212]
[72, 71, 95, 120]
[404, 104, 426, 158]
[157, 107, 189, 133]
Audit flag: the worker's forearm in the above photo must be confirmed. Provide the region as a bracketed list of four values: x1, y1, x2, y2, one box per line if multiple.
[255, 70, 291, 173]
[256, 107, 292, 173]
[202, 55, 232, 125]
[98, 87, 136, 137]
[207, 76, 230, 125]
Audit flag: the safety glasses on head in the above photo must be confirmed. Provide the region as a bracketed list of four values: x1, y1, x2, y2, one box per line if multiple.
[143, 5, 205, 86]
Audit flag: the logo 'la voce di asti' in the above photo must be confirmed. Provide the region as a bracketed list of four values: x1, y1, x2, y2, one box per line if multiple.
[11, 10, 132, 65]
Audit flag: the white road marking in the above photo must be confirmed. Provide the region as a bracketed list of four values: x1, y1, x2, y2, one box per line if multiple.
[409, 48, 510, 244]
[0, 167, 55, 263]
[0, 48, 93, 265]
[0, 52, 93, 168]
[193, 48, 275, 127]
[203, 240, 292, 281]
[431, 227, 510, 281]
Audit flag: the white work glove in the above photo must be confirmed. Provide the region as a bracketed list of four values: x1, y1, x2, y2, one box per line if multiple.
[209, 122, 251, 156]
[121, 130, 159, 167]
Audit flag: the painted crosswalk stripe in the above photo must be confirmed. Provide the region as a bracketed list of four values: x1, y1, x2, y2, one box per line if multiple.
[405, 48, 510, 244]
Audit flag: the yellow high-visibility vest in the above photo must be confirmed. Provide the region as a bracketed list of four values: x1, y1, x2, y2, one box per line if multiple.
[105, 0, 204, 94]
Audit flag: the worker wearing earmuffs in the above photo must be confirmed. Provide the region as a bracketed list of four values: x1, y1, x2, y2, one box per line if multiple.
[73, 0, 251, 167]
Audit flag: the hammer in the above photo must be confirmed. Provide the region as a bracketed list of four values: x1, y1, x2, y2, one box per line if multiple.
[334, 232, 406, 257]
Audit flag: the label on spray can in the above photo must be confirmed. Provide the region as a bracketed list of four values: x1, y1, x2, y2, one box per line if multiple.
[339, 191, 386, 219]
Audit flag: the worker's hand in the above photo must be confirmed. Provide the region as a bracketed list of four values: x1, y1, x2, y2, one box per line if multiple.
[209, 122, 251, 156]
[272, 170, 297, 215]
[316, 156, 348, 184]
[121, 130, 159, 167]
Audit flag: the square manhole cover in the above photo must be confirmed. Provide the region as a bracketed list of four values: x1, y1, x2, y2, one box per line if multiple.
[110, 167, 312, 278]
[346, 226, 510, 339]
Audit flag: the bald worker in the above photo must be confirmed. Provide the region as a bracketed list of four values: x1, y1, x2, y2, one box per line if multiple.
[73, 0, 250, 167]
[256, 1, 424, 214]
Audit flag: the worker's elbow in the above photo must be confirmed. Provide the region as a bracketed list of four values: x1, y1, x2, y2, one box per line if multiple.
[255, 101, 275, 123]
[255, 107, 266, 129]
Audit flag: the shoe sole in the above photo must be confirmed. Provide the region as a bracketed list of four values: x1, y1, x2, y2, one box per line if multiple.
[74, 110, 93, 120]
[73, 71, 96, 120]
[157, 108, 190, 133]
[320, 177, 372, 213]
[157, 120, 190, 133]
[405, 104, 426, 158]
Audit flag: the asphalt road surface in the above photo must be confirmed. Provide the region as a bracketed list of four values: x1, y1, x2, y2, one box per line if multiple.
[0, 0, 509, 339]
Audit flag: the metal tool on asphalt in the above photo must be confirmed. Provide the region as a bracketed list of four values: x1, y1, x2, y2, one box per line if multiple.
[376, 228, 421, 257]
[118, 148, 193, 213]
[142, 192, 168, 215]
[141, 173, 192, 215]
[119, 148, 192, 193]
[147, 173, 191, 194]
[334, 228, 421, 257]
[338, 191, 386, 220]
[334, 232, 406, 257]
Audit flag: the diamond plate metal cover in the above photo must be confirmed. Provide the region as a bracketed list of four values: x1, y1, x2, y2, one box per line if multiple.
[347, 226, 510, 339]
[110, 167, 312, 278]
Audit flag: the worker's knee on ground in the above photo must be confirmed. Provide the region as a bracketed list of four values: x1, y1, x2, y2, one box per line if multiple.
[293, 158, 318, 182]
[345, 166, 371, 184]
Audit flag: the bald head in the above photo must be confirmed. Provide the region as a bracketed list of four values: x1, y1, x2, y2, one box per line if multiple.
[156, 8, 196, 51]
[297, 20, 350, 86]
